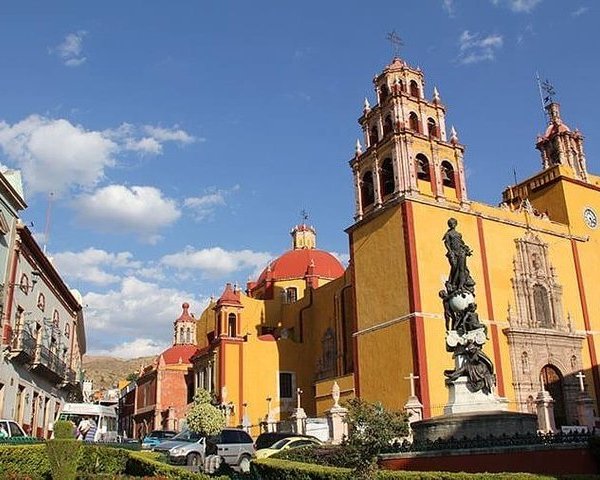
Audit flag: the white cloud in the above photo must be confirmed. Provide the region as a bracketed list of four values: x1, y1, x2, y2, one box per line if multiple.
[0, 115, 117, 195]
[331, 252, 350, 266]
[572, 6, 588, 17]
[88, 338, 168, 359]
[83, 276, 208, 357]
[442, 0, 455, 16]
[492, 0, 542, 12]
[52, 248, 140, 285]
[161, 246, 273, 278]
[143, 125, 197, 144]
[184, 185, 239, 221]
[54, 31, 87, 66]
[458, 31, 503, 65]
[105, 123, 198, 155]
[74, 185, 181, 243]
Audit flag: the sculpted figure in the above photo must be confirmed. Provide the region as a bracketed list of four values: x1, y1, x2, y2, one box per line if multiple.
[442, 218, 475, 294]
[444, 341, 495, 394]
[458, 303, 488, 338]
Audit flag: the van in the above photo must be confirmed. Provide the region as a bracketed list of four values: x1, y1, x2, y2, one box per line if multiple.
[55, 403, 118, 442]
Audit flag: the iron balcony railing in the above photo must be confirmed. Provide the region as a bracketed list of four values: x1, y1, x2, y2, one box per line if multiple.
[33, 345, 67, 380]
[10, 329, 37, 359]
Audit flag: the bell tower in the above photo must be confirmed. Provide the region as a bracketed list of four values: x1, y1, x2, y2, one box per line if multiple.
[349, 58, 468, 221]
[535, 102, 588, 181]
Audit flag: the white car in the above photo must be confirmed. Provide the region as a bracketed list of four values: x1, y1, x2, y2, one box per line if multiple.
[0, 419, 28, 439]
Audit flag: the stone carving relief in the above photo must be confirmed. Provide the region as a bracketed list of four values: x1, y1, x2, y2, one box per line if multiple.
[316, 328, 337, 380]
[504, 231, 584, 425]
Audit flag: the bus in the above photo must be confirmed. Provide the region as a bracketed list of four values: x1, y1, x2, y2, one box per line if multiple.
[55, 403, 118, 442]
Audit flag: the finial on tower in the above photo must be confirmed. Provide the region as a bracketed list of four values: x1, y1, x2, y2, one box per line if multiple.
[386, 30, 404, 59]
[363, 97, 371, 114]
[355, 139, 363, 156]
[433, 86, 441, 103]
[450, 126, 459, 144]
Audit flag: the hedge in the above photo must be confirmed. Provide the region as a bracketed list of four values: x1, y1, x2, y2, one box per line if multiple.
[0, 444, 226, 480]
[250, 458, 599, 480]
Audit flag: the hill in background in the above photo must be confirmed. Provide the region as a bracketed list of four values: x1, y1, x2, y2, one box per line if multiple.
[82, 355, 156, 390]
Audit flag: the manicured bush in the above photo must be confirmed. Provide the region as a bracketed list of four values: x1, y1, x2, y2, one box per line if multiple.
[53, 420, 76, 439]
[186, 389, 225, 437]
[126, 450, 227, 479]
[252, 458, 588, 480]
[78, 445, 129, 476]
[0, 444, 50, 479]
[46, 439, 81, 480]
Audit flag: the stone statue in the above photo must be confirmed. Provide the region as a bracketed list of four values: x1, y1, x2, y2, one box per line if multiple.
[457, 302, 488, 338]
[443, 218, 475, 294]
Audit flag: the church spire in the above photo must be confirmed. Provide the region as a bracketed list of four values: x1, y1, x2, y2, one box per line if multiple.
[535, 102, 588, 181]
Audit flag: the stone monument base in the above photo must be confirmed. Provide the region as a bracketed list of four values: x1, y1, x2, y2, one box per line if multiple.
[411, 410, 537, 443]
[444, 377, 508, 415]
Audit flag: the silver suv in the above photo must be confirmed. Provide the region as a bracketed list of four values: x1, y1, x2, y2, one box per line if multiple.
[163, 428, 255, 473]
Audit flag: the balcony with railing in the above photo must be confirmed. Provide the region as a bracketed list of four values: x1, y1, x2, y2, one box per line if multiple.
[9, 328, 37, 362]
[32, 345, 66, 383]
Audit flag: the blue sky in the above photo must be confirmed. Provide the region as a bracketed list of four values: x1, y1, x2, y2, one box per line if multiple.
[0, 0, 596, 358]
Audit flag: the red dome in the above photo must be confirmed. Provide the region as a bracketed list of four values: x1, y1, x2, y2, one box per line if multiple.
[256, 249, 344, 284]
[160, 344, 199, 365]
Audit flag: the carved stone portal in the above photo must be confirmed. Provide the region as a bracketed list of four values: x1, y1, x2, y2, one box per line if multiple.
[504, 231, 585, 425]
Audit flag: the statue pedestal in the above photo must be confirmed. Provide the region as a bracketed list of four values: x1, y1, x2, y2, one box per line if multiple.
[576, 392, 596, 430]
[444, 377, 508, 415]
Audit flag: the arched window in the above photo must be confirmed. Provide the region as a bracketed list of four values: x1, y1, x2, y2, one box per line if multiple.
[64, 323, 70, 339]
[408, 112, 420, 133]
[379, 158, 395, 197]
[37, 293, 45, 311]
[409, 80, 420, 98]
[179, 326, 185, 344]
[395, 78, 405, 93]
[379, 84, 389, 102]
[360, 171, 375, 207]
[533, 284, 552, 327]
[227, 313, 237, 337]
[415, 154, 430, 181]
[440, 161, 456, 188]
[383, 115, 393, 136]
[570, 355, 577, 369]
[185, 327, 191, 344]
[427, 118, 439, 139]
[286, 287, 298, 303]
[369, 125, 379, 146]
[19, 274, 29, 294]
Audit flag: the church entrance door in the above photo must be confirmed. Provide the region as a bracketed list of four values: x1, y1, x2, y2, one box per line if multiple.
[541, 364, 566, 427]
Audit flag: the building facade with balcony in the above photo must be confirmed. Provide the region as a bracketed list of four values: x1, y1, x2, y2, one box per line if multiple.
[0, 170, 86, 438]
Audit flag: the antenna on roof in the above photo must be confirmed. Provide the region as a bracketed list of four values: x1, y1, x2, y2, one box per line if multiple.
[386, 30, 403, 59]
[43, 192, 54, 254]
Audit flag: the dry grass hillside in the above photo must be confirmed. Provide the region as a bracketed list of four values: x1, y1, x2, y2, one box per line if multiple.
[82, 355, 156, 390]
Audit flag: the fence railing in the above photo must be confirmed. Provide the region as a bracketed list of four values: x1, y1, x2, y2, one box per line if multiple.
[11, 329, 36, 358]
[34, 345, 66, 380]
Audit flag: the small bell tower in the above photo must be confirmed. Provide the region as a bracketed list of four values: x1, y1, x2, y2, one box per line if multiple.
[535, 102, 588, 181]
[291, 224, 316, 250]
[173, 302, 197, 345]
[349, 57, 468, 221]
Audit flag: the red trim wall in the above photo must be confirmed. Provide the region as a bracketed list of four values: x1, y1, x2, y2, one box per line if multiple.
[401, 201, 430, 418]
[349, 232, 361, 397]
[238, 342, 244, 425]
[476, 217, 505, 396]
[380, 447, 597, 474]
[571, 239, 600, 398]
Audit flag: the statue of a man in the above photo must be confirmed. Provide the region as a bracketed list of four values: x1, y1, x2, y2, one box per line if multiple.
[442, 218, 475, 294]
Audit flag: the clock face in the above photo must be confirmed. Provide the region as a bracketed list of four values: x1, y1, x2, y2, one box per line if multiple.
[583, 207, 598, 229]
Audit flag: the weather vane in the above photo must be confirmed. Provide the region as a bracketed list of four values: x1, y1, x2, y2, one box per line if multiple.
[536, 72, 557, 119]
[300, 209, 309, 223]
[386, 30, 403, 58]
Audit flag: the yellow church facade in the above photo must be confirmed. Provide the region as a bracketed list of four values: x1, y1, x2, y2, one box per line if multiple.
[191, 57, 600, 431]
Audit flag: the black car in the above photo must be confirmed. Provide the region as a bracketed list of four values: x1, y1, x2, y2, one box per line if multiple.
[254, 431, 317, 450]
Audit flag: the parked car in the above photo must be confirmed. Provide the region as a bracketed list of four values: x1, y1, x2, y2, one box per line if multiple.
[154, 429, 204, 456]
[254, 431, 317, 450]
[141, 429, 177, 450]
[255, 435, 322, 459]
[164, 428, 254, 473]
[0, 420, 28, 439]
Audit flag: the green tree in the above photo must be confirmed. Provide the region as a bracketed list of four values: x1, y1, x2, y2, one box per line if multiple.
[125, 372, 139, 382]
[343, 397, 408, 477]
[186, 389, 225, 437]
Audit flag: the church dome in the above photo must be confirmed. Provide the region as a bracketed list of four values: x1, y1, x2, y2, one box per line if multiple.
[159, 344, 199, 365]
[256, 248, 344, 284]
